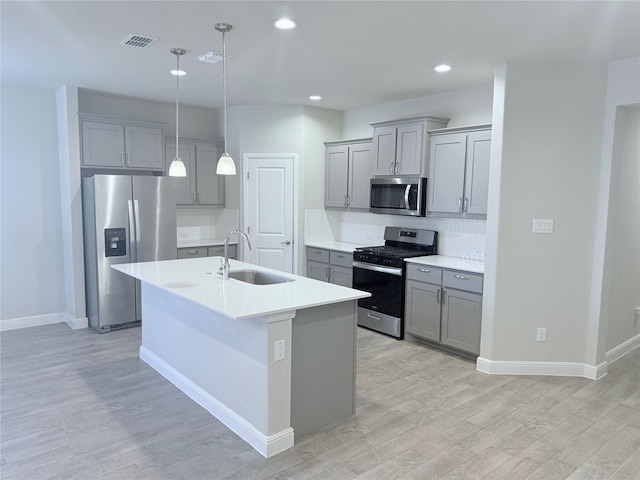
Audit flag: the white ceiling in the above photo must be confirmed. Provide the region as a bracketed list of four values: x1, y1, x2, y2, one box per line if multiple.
[2, 1, 639, 111]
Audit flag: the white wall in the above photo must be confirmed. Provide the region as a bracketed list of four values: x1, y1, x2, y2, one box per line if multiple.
[604, 106, 640, 351]
[1, 84, 66, 327]
[343, 85, 494, 138]
[482, 62, 608, 365]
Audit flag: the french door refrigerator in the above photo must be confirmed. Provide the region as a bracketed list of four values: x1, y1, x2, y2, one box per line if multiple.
[82, 175, 177, 333]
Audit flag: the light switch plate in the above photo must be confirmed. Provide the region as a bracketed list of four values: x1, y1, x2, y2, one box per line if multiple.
[532, 219, 554, 234]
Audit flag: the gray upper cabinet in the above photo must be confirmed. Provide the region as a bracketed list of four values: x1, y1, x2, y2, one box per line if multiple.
[427, 125, 491, 217]
[81, 118, 164, 171]
[324, 139, 373, 209]
[371, 116, 449, 177]
[165, 138, 224, 207]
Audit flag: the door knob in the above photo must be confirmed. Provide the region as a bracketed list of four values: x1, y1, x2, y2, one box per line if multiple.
[281, 240, 291, 245]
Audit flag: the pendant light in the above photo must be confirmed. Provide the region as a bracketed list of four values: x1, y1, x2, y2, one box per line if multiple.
[169, 48, 187, 177]
[215, 23, 236, 175]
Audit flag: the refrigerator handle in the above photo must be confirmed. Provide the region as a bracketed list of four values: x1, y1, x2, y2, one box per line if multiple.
[133, 199, 141, 246]
[127, 200, 136, 262]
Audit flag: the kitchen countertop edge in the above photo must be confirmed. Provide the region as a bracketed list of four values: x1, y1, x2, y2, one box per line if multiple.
[305, 241, 368, 253]
[406, 255, 485, 274]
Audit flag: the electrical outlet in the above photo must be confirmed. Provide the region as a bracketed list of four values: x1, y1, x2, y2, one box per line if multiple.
[536, 328, 547, 342]
[532, 219, 554, 234]
[274, 339, 286, 361]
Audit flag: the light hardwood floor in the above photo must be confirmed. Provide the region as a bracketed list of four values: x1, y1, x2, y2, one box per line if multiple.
[1, 323, 638, 479]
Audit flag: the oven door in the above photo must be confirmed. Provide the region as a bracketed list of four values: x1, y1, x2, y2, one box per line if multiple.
[352, 261, 403, 318]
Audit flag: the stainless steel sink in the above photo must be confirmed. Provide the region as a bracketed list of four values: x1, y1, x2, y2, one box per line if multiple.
[221, 269, 294, 285]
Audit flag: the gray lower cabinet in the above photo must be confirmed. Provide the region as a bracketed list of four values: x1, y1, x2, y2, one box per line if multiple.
[306, 247, 353, 287]
[404, 263, 483, 355]
[178, 244, 236, 260]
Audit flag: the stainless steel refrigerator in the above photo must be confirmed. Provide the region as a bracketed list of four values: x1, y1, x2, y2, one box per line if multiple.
[82, 175, 177, 333]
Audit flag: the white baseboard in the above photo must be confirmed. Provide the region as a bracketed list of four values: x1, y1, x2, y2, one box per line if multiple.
[65, 313, 88, 330]
[606, 333, 640, 365]
[139, 346, 294, 458]
[476, 357, 608, 380]
[0, 312, 66, 331]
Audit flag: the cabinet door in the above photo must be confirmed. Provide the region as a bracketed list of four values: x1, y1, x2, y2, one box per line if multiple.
[463, 130, 492, 215]
[441, 289, 482, 355]
[195, 144, 225, 205]
[372, 125, 397, 175]
[82, 122, 124, 167]
[325, 145, 349, 207]
[166, 143, 196, 205]
[307, 260, 329, 282]
[124, 125, 164, 170]
[427, 133, 467, 214]
[395, 122, 424, 176]
[405, 280, 441, 342]
[330, 265, 352, 287]
[347, 142, 373, 209]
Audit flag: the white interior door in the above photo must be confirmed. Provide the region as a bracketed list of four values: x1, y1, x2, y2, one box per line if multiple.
[244, 154, 296, 273]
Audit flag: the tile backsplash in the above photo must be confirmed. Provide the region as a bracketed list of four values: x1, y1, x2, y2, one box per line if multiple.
[305, 210, 486, 260]
[177, 208, 239, 241]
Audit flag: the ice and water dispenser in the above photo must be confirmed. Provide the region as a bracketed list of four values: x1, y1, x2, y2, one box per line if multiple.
[104, 228, 126, 257]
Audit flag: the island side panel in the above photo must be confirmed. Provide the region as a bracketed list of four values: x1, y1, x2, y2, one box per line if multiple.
[138, 283, 293, 448]
[290, 300, 357, 437]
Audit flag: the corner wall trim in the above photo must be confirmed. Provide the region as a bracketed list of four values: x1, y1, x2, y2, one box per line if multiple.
[606, 334, 640, 366]
[65, 314, 88, 330]
[140, 346, 294, 458]
[0, 312, 66, 332]
[476, 357, 608, 380]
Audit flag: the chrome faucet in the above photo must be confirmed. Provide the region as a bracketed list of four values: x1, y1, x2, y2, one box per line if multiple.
[220, 230, 252, 280]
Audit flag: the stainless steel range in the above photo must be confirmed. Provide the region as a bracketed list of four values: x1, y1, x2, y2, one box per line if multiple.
[353, 227, 437, 339]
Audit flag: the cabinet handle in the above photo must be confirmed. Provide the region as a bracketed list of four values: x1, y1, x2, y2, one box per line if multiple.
[196, 192, 200, 204]
[441, 289, 445, 304]
[390, 162, 395, 174]
[458, 197, 463, 213]
[436, 287, 441, 304]
[337, 254, 345, 259]
[454, 274, 470, 280]
[187, 250, 200, 255]
[125, 153, 130, 165]
[367, 313, 382, 321]
[192, 192, 196, 204]
[346, 195, 350, 206]
[326, 265, 331, 281]
[463, 197, 468, 213]
[121, 152, 125, 166]
[418, 268, 431, 273]
[344, 195, 348, 207]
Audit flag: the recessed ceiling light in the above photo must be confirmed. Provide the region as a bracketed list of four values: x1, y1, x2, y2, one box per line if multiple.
[309, 95, 322, 101]
[170, 69, 187, 76]
[275, 18, 297, 29]
[434, 64, 452, 73]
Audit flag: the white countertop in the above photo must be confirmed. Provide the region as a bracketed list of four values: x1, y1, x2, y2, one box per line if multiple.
[177, 238, 237, 249]
[405, 255, 485, 274]
[112, 258, 370, 321]
[305, 241, 367, 253]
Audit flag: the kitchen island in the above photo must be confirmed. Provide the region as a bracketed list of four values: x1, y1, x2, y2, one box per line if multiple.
[112, 258, 369, 457]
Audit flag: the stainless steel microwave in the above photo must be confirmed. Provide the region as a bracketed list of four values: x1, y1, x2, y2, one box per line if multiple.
[369, 177, 427, 216]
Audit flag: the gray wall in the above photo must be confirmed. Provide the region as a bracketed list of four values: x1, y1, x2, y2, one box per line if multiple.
[1, 84, 66, 323]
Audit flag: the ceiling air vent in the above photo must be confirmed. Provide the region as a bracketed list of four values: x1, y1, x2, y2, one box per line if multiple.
[197, 51, 228, 64]
[120, 34, 159, 49]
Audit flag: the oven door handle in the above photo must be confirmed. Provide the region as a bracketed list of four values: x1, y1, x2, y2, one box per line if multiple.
[353, 261, 402, 276]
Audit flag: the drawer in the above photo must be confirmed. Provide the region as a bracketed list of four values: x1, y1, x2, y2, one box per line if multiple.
[177, 247, 207, 259]
[207, 244, 236, 259]
[443, 270, 483, 294]
[406, 263, 442, 284]
[330, 251, 352, 268]
[307, 247, 329, 263]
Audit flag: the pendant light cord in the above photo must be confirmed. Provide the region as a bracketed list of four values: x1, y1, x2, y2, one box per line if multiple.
[175, 52, 180, 158]
[222, 29, 228, 156]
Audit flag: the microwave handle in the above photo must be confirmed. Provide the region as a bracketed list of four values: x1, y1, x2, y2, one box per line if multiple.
[404, 185, 411, 210]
